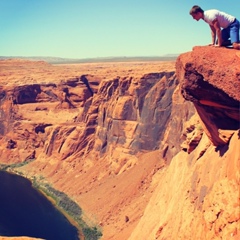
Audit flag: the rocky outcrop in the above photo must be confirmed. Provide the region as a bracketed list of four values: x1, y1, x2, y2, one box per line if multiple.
[0, 73, 100, 163]
[176, 46, 240, 146]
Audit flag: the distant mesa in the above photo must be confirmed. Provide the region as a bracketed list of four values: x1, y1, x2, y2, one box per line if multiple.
[0, 55, 179, 64]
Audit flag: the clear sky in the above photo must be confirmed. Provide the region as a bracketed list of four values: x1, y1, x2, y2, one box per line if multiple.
[1, 1, 239, 59]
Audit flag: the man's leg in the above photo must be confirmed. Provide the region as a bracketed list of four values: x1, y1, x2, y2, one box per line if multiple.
[221, 28, 231, 46]
[222, 39, 232, 46]
[230, 19, 240, 50]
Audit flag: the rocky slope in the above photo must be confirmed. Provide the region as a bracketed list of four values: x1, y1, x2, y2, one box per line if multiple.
[0, 47, 239, 240]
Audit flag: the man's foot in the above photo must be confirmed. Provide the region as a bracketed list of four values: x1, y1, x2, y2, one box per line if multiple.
[233, 42, 240, 50]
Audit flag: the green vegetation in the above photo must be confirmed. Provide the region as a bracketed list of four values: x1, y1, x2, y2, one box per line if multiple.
[33, 180, 82, 217]
[196, 124, 203, 131]
[0, 158, 35, 171]
[83, 227, 102, 240]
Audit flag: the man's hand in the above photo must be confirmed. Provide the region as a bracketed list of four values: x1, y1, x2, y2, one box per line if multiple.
[208, 44, 223, 48]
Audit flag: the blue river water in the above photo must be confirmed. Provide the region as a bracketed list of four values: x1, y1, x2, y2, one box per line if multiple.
[0, 171, 79, 240]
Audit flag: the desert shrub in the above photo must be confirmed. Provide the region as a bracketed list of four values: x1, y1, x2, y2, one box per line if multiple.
[45, 184, 82, 217]
[0, 159, 35, 170]
[83, 226, 102, 240]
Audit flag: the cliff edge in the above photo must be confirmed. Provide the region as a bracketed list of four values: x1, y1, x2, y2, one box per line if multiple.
[129, 46, 240, 240]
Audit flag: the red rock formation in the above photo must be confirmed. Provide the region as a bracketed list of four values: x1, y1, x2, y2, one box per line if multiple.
[176, 46, 239, 146]
[0, 47, 239, 240]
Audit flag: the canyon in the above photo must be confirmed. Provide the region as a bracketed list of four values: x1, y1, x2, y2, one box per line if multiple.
[0, 46, 239, 240]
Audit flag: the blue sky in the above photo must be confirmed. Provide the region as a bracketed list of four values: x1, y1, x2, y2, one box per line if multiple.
[0, 1, 239, 58]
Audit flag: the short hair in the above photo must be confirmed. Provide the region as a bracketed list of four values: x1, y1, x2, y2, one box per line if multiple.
[189, 5, 204, 15]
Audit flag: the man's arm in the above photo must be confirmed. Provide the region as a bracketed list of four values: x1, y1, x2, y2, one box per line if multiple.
[211, 19, 222, 46]
[209, 24, 216, 45]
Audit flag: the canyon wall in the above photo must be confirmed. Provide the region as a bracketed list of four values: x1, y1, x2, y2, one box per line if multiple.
[0, 47, 239, 240]
[130, 47, 240, 240]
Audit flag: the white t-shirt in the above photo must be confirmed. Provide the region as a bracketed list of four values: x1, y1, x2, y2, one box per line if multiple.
[204, 9, 235, 28]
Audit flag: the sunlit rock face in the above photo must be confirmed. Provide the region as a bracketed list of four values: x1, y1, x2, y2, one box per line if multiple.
[91, 72, 177, 153]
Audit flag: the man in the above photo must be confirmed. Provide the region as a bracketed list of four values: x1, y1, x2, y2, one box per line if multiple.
[189, 5, 240, 50]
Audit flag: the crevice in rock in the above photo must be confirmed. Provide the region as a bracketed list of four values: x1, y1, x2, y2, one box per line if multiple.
[80, 75, 94, 96]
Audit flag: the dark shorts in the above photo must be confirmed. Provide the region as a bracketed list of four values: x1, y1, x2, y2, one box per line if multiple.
[222, 18, 240, 43]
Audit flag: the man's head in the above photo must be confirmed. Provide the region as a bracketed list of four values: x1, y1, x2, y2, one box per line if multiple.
[190, 5, 204, 21]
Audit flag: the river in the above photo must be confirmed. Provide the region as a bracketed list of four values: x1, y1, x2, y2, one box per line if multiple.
[0, 171, 80, 240]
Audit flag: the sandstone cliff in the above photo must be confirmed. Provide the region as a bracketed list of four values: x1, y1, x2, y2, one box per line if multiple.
[0, 47, 239, 240]
[129, 47, 240, 240]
